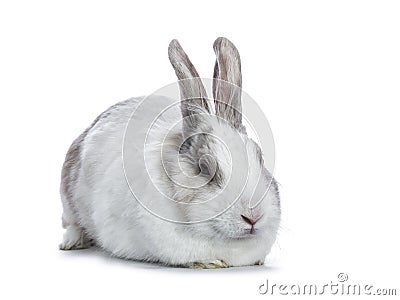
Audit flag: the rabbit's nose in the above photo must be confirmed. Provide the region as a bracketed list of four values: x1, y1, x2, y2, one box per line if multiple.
[241, 214, 260, 225]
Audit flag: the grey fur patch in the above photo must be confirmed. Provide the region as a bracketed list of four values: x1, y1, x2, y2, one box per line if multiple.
[179, 132, 225, 187]
[60, 100, 131, 216]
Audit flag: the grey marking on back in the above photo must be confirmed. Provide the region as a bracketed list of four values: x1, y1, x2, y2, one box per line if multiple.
[60, 99, 132, 212]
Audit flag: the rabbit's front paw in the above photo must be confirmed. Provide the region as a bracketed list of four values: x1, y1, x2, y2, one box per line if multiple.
[189, 259, 229, 269]
[255, 260, 264, 266]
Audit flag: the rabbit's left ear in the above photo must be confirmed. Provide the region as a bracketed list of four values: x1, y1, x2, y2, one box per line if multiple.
[168, 39, 210, 118]
[212, 37, 243, 130]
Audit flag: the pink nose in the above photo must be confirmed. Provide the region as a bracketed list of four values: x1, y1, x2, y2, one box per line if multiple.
[241, 214, 260, 225]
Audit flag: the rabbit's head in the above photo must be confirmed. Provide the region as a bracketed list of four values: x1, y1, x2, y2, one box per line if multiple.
[167, 37, 280, 241]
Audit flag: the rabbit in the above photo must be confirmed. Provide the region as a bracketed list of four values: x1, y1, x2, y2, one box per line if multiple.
[59, 37, 281, 268]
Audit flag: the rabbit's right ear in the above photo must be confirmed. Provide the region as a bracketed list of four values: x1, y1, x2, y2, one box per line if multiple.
[168, 40, 210, 133]
[212, 37, 243, 130]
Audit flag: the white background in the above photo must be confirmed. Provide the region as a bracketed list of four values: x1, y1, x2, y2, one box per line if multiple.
[1, 0, 399, 299]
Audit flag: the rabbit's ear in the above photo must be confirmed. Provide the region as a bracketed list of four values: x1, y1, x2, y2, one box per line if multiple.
[168, 39, 210, 129]
[212, 37, 243, 129]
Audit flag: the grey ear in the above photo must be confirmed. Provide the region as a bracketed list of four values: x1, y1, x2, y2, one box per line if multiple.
[168, 39, 210, 130]
[212, 37, 243, 129]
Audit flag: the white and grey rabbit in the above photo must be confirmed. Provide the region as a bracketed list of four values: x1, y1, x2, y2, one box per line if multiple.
[59, 37, 281, 268]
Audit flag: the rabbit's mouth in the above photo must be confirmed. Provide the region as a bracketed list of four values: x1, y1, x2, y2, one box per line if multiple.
[211, 224, 261, 240]
[236, 228, 261, 239]
[244, 227, 259, 235]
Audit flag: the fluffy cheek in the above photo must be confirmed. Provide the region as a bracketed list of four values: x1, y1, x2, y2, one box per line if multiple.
[259, 204, 281, 238]
[211, 222, 240, 239]
[183, 186, 230, 218]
